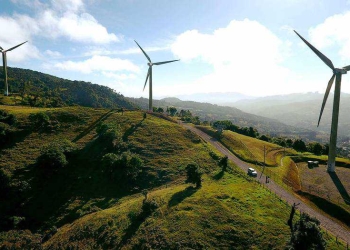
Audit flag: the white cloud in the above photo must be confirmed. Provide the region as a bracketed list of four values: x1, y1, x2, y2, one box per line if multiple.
[0, 16, 40, 62]
[82, 45, 169, 57]
[54, 55, 140, 74]
[170, 19, 294, 96]
[45, 50, 62, 57]
[5, 0, 118, 44]
[309, 12, 350, 60]
[102, 72, 137, 80]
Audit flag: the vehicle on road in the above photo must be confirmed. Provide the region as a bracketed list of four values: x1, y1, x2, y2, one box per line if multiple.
[247, 168, 258, 177]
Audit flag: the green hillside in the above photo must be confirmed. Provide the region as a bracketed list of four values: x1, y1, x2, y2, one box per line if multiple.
[0, 67, 135, 109]
[0, 105, 342, 249]
[127, 96, 319, 141]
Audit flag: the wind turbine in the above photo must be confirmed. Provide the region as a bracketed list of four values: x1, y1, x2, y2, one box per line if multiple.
[294, 30, 350, 172]
[134, 40, 179, 111]
[0, 41, 28, 96]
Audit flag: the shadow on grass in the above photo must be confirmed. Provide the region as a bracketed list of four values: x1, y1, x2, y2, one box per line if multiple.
[213, 170, 224, 180]
[168, 186, 198, 208]
[122, 119, 144, 142]
[328, 172, 350, 204]
[73, 109, 116, 142]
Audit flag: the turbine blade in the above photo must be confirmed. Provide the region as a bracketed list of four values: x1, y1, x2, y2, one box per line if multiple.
[5, 41, 28, 52]
[294, 30, 334, 70]
[318, 73, 336, 127]
[153, 59, 180, 65]
[0, 46, 3, 51]
[134, 40, 151, 63]
[343, 65, 350, 71]
[143, 67, 150, 91]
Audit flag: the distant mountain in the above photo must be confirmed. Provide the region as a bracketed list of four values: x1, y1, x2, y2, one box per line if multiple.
[160, 92, 255, 104]
[127, 96, 319, 140]
[232, 92, 350, 139]
[0, 67, 135, 109]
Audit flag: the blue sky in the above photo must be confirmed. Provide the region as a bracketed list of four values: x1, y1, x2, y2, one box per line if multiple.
[1, 0, 350, 98]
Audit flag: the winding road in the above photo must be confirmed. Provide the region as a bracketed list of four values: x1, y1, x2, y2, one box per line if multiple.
[181, 122, 350, 244]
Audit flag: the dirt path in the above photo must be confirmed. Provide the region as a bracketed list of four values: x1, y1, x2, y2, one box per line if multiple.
[181, 122, 350, 244]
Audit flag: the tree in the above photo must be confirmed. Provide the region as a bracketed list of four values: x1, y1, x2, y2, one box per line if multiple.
[288, 213, 326, 250]
[168, 106, 177, 116]
[218, 156, 228, 171]
[307, 142, 323, 155]
[185, 163, 202, 188]
[292, 139, 307, 152]
[101, 152, 143, 182]
[157, 107, 164, 113]
[259, 134, 270, 142]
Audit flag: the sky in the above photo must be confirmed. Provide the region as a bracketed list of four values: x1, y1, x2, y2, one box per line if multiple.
[1, 0, 350, 99]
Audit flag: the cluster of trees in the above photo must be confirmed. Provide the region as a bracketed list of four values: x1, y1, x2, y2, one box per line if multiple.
[153, 106, 178, 116]
[1, 67, 135, 109]
[36, 140, 77, 172]
[213, 120, 329, 155]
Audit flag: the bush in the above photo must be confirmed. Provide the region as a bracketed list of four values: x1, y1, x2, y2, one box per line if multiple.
[185, 163, 203, 188]
[29, 112, 50, 129]
[101, 152, 143, 182]
[0, 110, 17, 125]
[96, 122, 122, 148]
[141, 198, 159, 216]
[288, 213, 326, 250]
[37, 140, 77, 170]
[218, 156, 228, 171]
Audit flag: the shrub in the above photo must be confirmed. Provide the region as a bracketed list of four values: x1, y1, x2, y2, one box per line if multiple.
[288, 213, 326, 250]
[218, 156, 228, 171]
[185, 163, 203, 188]
[101, 152, 143, 182]
[0, 110, 17, 125]
[141, 198, 159, 216]
[37, 140, 77, 170]
[29, 112, 50, 129]
[96, 122, 122, 148]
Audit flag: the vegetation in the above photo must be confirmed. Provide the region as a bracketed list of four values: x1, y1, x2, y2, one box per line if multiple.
[0, 67, 136, 109]
[288, 213, 326, 250]
[185, 163, 203, 188]
[0, 100, 347, 248]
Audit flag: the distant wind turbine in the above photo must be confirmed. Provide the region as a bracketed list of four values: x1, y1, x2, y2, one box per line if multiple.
[294, 30, 350, 172]
[0, 41, 28, 96]
[134, 40, 179, 111]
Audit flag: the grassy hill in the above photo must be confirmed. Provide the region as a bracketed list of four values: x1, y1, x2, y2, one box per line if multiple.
[0, 105, 344, 249]
[127, 97, 318, 140]
[42, 172, 315, 249]
[0, 67, 136, 109]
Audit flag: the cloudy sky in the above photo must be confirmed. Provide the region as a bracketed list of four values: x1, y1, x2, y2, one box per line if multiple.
[1, 0, 350, 98]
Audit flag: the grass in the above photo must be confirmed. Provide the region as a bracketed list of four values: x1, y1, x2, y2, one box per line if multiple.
[0, 106, 220, 233]
[43, 171, 343, 249]
[196, 126, 301, 190]
[0, 106, 346, 249]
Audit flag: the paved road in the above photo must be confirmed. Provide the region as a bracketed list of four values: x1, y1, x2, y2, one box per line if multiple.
[181, 122, 350, 244]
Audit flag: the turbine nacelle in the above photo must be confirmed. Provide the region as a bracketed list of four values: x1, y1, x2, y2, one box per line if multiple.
[148, 62, 153, 66]
[334, 68, 347, 74]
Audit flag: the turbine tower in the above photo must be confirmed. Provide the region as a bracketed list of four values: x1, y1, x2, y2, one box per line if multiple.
[0, 41, 27, 96]
[134, 40, 179, 111]
[294, 30, 350, 172]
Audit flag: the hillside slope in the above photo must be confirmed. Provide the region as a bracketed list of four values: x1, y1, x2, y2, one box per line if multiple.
[128, 97, 318, 140]
[0, 106, 343, 249]
[0, 67, 135, 109]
